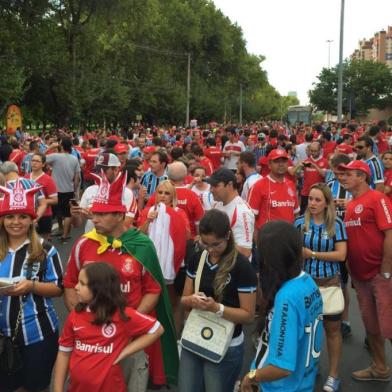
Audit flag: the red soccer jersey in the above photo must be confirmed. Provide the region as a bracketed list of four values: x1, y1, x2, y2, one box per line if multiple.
[322, 141, 337, 158]
[301, 156, 329, 196]
[64, 238, 161, 308]
[203, 146, 223, 170]
[82, 148, 100, 182]
[146, 186, 204, 239]
[344, 190, 392, 280]
[59, 308, 159, 392]
[198, 157, 214, 176]
[9, 149, 26, 174]
[26, 172, 57, 217]
[385, 168, 392, 201]
[248, 175, 299, 229]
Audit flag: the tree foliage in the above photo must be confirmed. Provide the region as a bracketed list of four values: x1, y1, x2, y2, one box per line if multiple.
[309, 60, 392, 116]
[1, 0, 288, 126]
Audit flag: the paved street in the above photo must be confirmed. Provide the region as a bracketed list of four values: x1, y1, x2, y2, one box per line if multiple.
[53, 228, 392, 392]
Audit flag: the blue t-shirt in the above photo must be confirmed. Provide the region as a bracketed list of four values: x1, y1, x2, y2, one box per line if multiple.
[254, 272, 323, 392]
[295, 216, 347, 278]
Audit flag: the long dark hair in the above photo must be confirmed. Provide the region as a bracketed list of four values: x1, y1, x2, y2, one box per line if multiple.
[257, 221, 302, 314]
[199, 209, 237, 302]
[75, 262, 129, 325]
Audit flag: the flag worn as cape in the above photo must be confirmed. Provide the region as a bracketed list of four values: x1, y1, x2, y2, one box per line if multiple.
[84, 228, 179, 385]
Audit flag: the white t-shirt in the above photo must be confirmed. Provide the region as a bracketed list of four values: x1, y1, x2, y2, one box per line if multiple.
[80, 185, 136, 232]
[241, 172, 262, 202]
[213, 196, 254, 249]
[223, 141, 246, 170]
[191, 185, 214, 211]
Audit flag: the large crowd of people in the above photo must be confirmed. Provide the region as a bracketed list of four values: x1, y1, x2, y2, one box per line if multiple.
[0, 120, 391, 392]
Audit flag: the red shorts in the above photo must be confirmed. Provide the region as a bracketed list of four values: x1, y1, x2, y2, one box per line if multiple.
[352, 274, 392, 339]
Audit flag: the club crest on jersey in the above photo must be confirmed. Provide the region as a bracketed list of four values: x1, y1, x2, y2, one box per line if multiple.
[122, 257, 134, 275]
[287, 187, 294, 197]
[102, 323, 116, 338]
[354, 204, 363, 214]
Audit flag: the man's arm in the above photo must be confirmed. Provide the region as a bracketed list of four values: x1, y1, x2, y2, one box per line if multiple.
[381, 229, 392, 275]
[136, 293, 160, 315]
[64, 288, 79, 311]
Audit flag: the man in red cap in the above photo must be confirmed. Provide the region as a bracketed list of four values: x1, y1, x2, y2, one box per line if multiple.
[340, 160, 392, 382]
[248, 149, 299, 236]
[114, 142, 129, 167]
[64, 172, 178, 390]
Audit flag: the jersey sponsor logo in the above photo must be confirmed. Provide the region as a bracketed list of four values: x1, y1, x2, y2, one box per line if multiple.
[177, 199, 187, 205]
[277, 303, 289, 357]
[242, 212, 251, 242]
[120, 281, 131, 293]
[102, 323, 116, 338]
[345, 218, 361, 227]
[75, 340, 113, 354]
[354, 204, 363, 214]
[381, 198, 392, 223]
[73, 326, 85, 331]
[304, 288, 321, 309]
[271, 200, 295, 208]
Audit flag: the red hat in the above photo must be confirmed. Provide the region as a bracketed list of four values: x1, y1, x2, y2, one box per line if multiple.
[338, 160, 371, 177]
[0, 180, 42, 218]
[90, 171, 127, 213]
[268, 149, 289, 161]
[143, 146, 156, 154]
[114, 143, 129, 154]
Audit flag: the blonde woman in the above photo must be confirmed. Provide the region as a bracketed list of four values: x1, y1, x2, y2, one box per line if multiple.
[179, 209, 257, 392]
[295, 183, 347, 392]
[0, 183, 63, 392]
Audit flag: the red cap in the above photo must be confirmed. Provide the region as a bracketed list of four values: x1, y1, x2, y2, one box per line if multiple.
[338, 160, 371, 177]
[90, 171, 127, 213]
[114, 143, 129, 154]
[268, 149, 288, 161]
[0, 180, 42, 218]
[143, 146, 156, 154]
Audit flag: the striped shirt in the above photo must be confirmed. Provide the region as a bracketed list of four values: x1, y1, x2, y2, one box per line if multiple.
[0, 240, 63, 346]
[295, 215, 347, 278]
[327, 179, 352, 219]
[141, 171, 168, 197]
[21, 153, 33, 174]
[365, 155, 384, 189]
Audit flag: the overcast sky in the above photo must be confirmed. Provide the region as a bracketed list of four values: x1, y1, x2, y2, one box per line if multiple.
[213, 0, 392, 104]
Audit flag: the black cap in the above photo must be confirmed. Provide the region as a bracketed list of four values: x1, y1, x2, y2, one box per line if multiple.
[205, 168, 236, 186]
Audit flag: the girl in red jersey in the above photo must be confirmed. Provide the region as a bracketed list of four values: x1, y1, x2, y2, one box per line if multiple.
[53, 262, 163, 392]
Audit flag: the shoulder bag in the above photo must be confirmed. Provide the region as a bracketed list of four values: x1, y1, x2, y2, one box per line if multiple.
[180, 250, 235, 363]
[313, 275, 344, 316]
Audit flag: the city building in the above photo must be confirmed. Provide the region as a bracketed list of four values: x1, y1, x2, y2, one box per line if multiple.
[351, 26, 392, 70]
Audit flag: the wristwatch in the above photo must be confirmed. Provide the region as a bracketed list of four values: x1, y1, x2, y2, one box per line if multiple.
[382, 272, 391, 280]
[215, 303, 224, 317]
[247, 369, 258, 383]
[311, 251, 316, 259]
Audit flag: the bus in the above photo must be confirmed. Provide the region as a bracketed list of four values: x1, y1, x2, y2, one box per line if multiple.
[287, 105, 312, 125]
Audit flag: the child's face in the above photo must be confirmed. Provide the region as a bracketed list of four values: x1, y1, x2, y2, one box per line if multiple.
[382, 153, 392, 170]
[75, 269, 93, 304]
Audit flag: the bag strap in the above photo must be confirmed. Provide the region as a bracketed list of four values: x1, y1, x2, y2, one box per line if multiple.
[194, 250, 208, 293]
[12, 261, 35, 342]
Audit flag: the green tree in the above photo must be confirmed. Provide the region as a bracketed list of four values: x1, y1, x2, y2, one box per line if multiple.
[309, 60, 392, 116]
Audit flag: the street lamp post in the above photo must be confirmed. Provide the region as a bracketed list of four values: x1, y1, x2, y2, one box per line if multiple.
[326, 39, 333, 68]
[337, 0, 345, 124]
[186, 53, 191, 127]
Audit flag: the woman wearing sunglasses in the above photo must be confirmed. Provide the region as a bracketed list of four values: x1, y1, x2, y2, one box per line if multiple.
[178, 209, 257, 392]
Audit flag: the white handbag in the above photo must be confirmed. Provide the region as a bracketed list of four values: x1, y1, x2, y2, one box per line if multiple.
[319, 285, 345, 316]
[180, 250, 235, 363]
